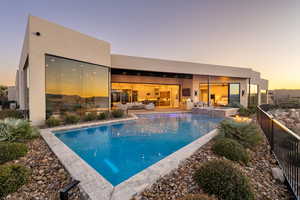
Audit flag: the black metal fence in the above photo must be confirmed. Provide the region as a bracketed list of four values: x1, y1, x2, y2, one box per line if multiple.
[257, 105, 300, 199]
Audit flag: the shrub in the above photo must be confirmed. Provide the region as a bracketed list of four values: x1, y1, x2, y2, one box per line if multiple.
[83, 113, 97, 122]
[180, 194, 217, 200]
[0, 142, 28, 164]
[46, 117, 61, 127]
[227, 102, 243, 108]
[219, 119, 262, 148]
[111, 109, 124, 118]
[97, 111, 110, 120]
[0, 110, 24, 120]
[0, 118, 39, 142]
[212, 138, 250, 164]
[194, 160, 254, 200]
[64, 114, 80, 124]
[238, 105, 257, 117]
[238, 107, 251, 117]
[247, 105, 257, 115]
[0, 164, 30, 198]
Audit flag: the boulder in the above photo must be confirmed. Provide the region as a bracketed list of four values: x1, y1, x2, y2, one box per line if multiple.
[271, 168, 285, 183]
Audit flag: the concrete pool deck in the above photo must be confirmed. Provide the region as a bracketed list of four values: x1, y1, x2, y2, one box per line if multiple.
[40, 112, 219, 200]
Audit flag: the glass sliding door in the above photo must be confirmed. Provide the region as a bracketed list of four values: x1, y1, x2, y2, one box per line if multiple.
[111, 83, 180, 108]
[45, 55, 109, 118]
[199, 84, 209, 105]
[229, 83, 240, 104]
[260, 89, 267, 104]
[249, 84, 258, 106]
[200, 83, 240, 106]
[209, 83, 229, 106]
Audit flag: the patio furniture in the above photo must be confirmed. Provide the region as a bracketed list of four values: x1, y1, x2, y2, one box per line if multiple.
[145, 103, 155, 110]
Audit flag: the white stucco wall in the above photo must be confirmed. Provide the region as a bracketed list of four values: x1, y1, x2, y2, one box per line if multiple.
[111, 54, 261, 80]
[19, 16, 111, 125]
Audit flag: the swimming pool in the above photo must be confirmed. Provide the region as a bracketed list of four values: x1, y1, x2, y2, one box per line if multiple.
[55, 113, 222, 186]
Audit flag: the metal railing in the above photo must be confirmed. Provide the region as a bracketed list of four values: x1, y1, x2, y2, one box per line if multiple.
[257, 105, 300, 199]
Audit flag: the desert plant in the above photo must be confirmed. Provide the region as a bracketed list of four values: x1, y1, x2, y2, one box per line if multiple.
[194, 160, 254, 200]
[83, 113, 97, 122]
[227, 102, 242, 108]
[180, 194, 217, 200]
[0, 164, 30, 198]
[97, 111, 110, 120]
[218, 119, 262, 148]
[0, 110, 24, 120]
[0, 142, 28, 164]
[0, 118, 39, 142]
[64, 114, 80, 124]
[212, 138, 250, 164]
[45, 117, 61, 127]
[247, 105, 257, 115]
[238, 107, 251, 117]
[111, 109, 124, 118]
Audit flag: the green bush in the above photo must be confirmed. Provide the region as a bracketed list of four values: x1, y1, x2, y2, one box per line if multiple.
[97, 111, 110, 120]
[0, 164, 30, 198]
[227, 102, 243, 108]
[238, 107, 251, 117]
[83, 113, 97, 122]
[64, 114, 80, 124]
[194, 160, 254, 200]
[45, 117, 61, 127]
[0, 118, 39, 142]
[247, 105, 257, 115]
[219, 119, 262, 148]
[111, 109, 124, 118]
[212, 138, 250, 164]
[238, 105, 256, 117]
[0, 110, 24, 120]
[0, 142, 28, 164]
[180, 194, 217, 200]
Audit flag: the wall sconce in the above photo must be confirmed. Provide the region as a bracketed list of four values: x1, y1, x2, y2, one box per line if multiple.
[194, 90, 198, 96]
[242, 90, 245, 96]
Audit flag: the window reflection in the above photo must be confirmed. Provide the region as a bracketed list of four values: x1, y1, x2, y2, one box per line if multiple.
[229, 83, 240, 104]
[45, 55, 109, 118]
[261, 90, 267, 104]
[249, 84, 258, 106]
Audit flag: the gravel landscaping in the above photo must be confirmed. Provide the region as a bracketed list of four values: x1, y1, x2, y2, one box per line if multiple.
[269, 108, 300, 135]
[3, 137, 81, 200]
[138, 125, 293, 200]
[1, 117, 294, 200]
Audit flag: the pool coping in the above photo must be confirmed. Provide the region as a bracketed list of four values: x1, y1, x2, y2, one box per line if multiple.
[40, 112, 219, 200]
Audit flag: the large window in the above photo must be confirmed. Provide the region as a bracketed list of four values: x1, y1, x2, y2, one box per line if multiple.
[229, 83, 240, 104]
[261, 90, 267, 104]
[45, 55, 109, 118]
[199, 83, 240, 106]
[249, 84, 258, 106]
[111, 83, 179, 108]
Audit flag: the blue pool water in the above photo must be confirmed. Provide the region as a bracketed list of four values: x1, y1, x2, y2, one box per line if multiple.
[55, 113, 222, 186]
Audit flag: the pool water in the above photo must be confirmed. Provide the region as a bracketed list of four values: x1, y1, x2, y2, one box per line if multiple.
[55, 113, 223, 186]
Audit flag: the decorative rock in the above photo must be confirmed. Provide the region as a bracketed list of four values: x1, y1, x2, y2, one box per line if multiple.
[4, 138, 81, 200]
[271, 168, 285, 183]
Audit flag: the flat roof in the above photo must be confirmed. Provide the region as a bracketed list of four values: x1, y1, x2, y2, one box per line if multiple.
[111, 54, 261, 79]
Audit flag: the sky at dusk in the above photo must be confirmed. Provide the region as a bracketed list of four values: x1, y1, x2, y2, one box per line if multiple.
[0, 0, 299, 89]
